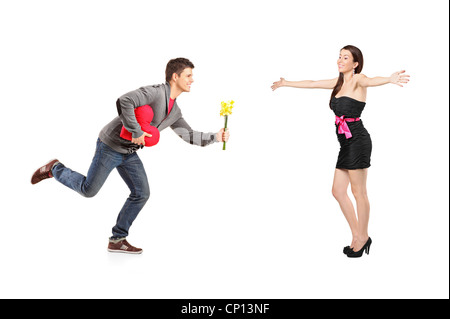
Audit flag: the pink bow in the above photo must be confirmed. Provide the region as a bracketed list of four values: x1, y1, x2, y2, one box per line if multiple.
[335, 115, 360, 139]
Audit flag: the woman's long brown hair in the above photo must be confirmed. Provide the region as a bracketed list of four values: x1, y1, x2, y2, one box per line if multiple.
[329, 45, 364, 108]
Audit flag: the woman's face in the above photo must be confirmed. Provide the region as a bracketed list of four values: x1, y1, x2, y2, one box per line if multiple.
[337, 49, 358, 74]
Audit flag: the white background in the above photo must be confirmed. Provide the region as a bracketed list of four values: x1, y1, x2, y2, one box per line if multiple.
[1, 0, 448, 299]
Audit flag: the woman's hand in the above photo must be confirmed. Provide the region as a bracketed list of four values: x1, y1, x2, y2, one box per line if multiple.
[389, 70, 410, 87]
[271, 77, 286, 91]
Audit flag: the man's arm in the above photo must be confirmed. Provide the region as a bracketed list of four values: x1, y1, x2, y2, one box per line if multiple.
[116, 86, 158, 140]
[170, 117, 218, 147]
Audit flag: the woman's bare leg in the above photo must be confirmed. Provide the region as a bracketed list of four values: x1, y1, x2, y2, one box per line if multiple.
[332, 169, 358, 248]
[348, 168, 370, 252]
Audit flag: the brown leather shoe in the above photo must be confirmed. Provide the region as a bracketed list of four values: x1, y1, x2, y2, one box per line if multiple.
[107, 238, 143, 254]
[31, 159, 60, 185]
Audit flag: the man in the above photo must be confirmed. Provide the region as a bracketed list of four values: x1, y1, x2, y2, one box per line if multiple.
[31, 58, 229, 254]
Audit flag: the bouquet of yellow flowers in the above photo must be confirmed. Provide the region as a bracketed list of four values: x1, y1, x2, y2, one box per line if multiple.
[220, 100, 234, 150]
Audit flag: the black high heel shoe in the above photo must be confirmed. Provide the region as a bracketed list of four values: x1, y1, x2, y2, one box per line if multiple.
[343, 246, 353, 254]
[347, 237, 372, 258]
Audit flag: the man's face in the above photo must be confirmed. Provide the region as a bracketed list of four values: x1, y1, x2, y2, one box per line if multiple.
[175, 68, 194, 93]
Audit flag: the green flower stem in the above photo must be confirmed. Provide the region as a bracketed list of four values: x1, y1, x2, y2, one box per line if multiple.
[223, 115, 228, 150]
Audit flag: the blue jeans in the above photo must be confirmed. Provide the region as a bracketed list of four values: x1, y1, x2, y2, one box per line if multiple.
[52, 138, 150, 238]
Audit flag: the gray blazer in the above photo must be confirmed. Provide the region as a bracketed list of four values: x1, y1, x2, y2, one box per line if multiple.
[99, 82, 217, 154]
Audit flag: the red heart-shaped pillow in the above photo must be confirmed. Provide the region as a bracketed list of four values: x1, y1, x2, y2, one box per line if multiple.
[119, 105, 160, 147]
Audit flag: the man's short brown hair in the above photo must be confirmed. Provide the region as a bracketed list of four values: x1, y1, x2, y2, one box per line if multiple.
[165, 58, 195, 82]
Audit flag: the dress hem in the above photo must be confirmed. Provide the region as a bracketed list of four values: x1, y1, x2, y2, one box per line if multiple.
[335, 166, 371, 170]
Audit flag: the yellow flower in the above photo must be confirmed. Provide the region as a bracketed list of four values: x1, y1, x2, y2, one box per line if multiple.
[220, 100, 234, 116]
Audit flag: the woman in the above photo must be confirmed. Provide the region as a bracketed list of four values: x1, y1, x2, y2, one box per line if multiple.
[271, 45, 409, 258]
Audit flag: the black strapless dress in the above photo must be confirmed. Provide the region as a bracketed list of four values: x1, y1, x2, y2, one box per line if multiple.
[331, 96, 372, 170]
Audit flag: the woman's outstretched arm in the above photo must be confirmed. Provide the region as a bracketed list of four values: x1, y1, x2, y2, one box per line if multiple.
[271, 77, 338, 91]
[357, 70, 410, 87]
